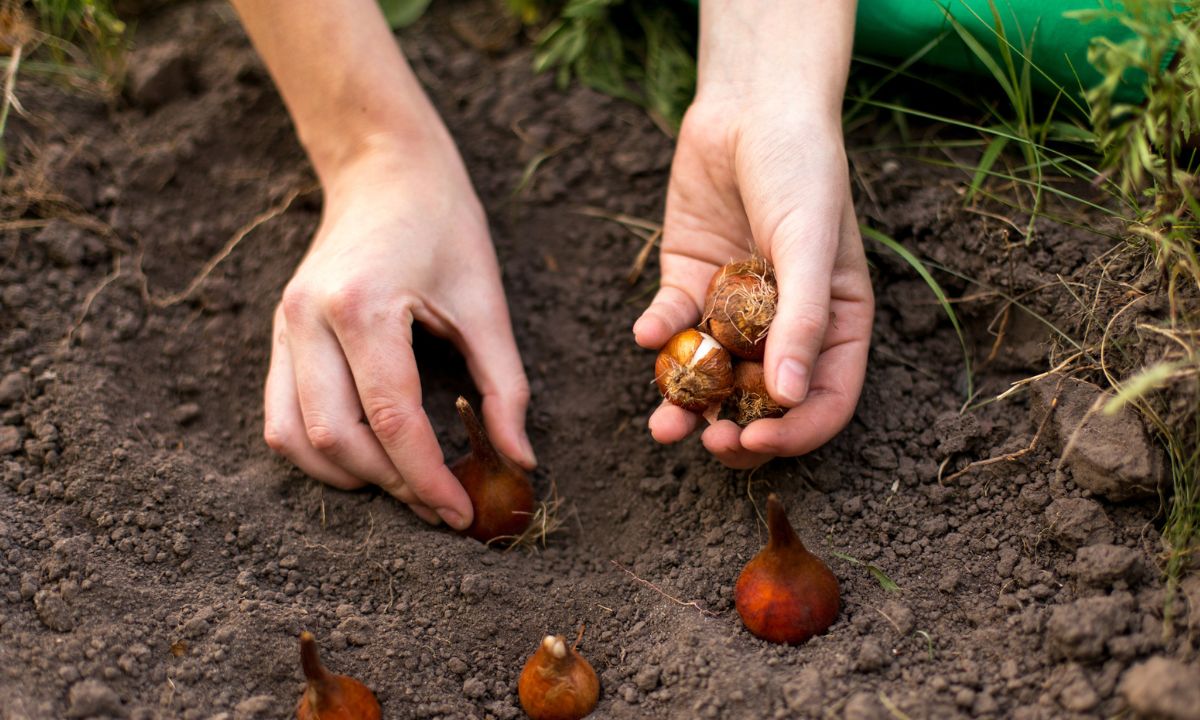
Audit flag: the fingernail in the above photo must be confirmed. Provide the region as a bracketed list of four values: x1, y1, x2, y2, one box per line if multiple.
[776, 359, 809, 405]
[521, 435, 538, 467]
[439, 509, 468, 530]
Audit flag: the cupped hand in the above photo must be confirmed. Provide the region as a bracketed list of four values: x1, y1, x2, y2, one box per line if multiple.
[263, 139, 535, 528]
[634, 100, 874, 468]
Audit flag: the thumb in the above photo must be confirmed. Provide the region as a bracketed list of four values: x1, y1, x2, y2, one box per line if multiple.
[633, 284, 702, 349]
[761, 211, 839, 407]
[456, 314, 536, 469]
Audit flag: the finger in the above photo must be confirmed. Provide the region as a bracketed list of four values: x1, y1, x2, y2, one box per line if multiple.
[455, 309, 536, 470]
[285, 302, 427, 508]
[263, 309, 366, 491]
[700, 420, 772, 469]
[647, 399, 701, 444]
[761, 210, 840, 407]
[633, 284, 703, 349]
[335, 302, 474, 530]
[739, 334, 869, 456]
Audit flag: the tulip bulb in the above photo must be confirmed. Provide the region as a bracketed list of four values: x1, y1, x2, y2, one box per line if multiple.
[654, 329, 734, 412]
[450, 396, 535, 543]
[735, 494, 839, 644]
[295, 631, 381, 720]
[703, 257, 777, 360]
[726, 361, 784, 425]
[518, 630, 600, 720]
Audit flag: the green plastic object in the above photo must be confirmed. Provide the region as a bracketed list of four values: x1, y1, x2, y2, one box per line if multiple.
[854, 0, 1149, 102]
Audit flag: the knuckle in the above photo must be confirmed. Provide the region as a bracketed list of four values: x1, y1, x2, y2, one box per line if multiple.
[324, 283, 367, 327]
[280, 282, 313, 323]
[304, 422, 343, 455]
[262, 421, 293, 455]
[366, 402, 416, 445]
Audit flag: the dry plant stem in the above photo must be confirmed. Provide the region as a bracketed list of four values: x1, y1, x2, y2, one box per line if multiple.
[63, 254, 122, 346]
[610, 560, 717, 617]
[627, 227, 661, 284]
[0, 42, 23, 139]
[149, 183, 317, 307]
[572, 205, 663, 235]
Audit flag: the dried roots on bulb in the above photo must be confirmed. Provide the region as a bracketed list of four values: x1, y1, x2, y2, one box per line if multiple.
[725, 361, 784, 425]
[295, 631, 381, 720]
[735, 494, 840, 644]
[518, 629, 600, 720]
[450, 396, 535, 544]
[703, 256, 777, 360]
[654, 329, 734, 413]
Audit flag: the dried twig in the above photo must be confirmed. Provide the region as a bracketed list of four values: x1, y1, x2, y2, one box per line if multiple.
[610, 560, 717, 617]
[148, 183, 317, 307]
[943, 382, 1062, 483]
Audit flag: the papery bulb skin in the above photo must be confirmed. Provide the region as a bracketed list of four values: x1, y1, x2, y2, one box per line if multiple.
[735, 494, 840, 644]
[703, 257, 777, 360]
[450, 397, 535, 543]
[518, 633, 600, 720]
[726, 361, 785, 425]
[295, 631, 381, 720]
[654, 329, 734, 412]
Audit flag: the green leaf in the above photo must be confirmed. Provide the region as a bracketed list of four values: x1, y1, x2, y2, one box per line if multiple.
[860, 225, 974, 400]
[967, 135, 1009, 202]
[378, 0, 432, 29]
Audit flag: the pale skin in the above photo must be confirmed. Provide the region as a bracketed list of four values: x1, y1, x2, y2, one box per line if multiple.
[229, 0, 872, 528]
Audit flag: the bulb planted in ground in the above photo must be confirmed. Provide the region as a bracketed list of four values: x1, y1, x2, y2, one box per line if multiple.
[703, 256, 777, 360]
[735, 494, 840, 644]
[518, 629, 600, 720]
[295, 631, 381, 720]
[450, 397, 535, 543]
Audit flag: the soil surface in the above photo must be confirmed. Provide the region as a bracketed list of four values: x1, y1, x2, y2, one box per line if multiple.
[2, 2, 1198, 719]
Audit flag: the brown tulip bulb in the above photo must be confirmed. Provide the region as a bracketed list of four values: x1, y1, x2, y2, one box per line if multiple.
[295, 631, 381, 720]
[518, 630, 600, 720]
[654, 329, 734, 412]
[726, 361, 785, 425]
[735, 494, 840, 644]
[703, 257, 777, 360]
[450, 397, 535, 543]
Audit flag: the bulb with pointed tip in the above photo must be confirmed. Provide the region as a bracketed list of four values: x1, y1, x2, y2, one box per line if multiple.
[295, 631, 381, 720]
[450, 396, 535, 543]
[518, 630, 600, 720]
[703, 257, 777, 360]
[735, 494, 840, 644]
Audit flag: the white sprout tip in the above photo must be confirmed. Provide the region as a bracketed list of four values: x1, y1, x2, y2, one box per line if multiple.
[543, 635, 567, 658]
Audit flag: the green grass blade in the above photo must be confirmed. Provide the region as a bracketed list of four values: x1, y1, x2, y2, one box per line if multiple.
[967, 135, 1009, 203]
[860, 225, 974, 399]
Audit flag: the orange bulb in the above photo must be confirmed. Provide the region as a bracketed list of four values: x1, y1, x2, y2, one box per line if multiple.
[450, 397, 535, 543]
[735, 494, 839, 644]
[518, 630, 600, 720]
[703, 257, 777, 360]
[726, 361, 784, 425]
[654, 329, 734, 412]
[295, 631, 381, 720]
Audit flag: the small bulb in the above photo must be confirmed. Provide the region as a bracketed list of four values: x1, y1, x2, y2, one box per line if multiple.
[703, 257, 777, 360]
[295, 631, 381, 720]
[654, 329, 734, 412]
[725, 361, 784, 425]
[450, 397, 535, 543]
[518, 629, 600, 720]
[735, 494, 840, 644]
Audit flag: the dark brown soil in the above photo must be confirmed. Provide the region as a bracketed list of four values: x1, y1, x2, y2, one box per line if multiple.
[2, 3, 1197, 719]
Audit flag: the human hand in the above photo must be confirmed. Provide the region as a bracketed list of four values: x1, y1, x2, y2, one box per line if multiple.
[263, 137, 535, 528]
[634, 99, 874, 468]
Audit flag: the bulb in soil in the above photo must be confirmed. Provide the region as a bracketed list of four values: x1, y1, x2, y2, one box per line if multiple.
[518, 630, 600, 720]
[703, 257, 777, 360]
[450, 396, 535, 543]
[725, 361, 785, 425]
[295, 631, 381, 720]
[654, 329, 734, 413]
[735, 494, 839, 644]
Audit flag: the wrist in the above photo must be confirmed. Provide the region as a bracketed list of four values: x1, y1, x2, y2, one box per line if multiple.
[697, 0, 855, 118]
